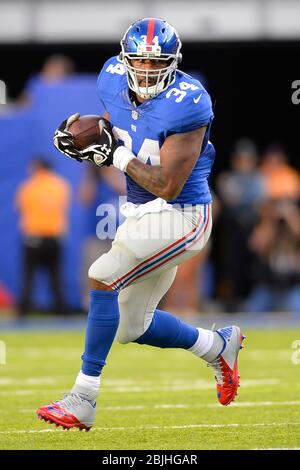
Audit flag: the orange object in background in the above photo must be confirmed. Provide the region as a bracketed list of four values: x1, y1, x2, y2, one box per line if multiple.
[15, 162, 71, 237]
[15, 160, 71, 315]
[260, 145, 300, 201]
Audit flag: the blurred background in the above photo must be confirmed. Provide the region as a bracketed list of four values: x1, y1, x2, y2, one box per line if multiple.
[0, 0, 299, 324]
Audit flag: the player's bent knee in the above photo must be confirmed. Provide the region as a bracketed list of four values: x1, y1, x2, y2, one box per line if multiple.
[115, 327, 140, 345]
[88, 251, 121, 284]
[115, 320, 146, 344]
[115, 328, 131, 344]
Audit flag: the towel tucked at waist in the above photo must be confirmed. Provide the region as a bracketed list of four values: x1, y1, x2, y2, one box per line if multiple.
[120, 198, 173, 219]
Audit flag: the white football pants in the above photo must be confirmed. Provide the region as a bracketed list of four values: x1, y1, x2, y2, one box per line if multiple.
[88, 200, 212, 344]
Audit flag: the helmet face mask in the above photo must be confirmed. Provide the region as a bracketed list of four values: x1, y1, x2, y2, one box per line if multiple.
[120, 18, 182, 100]
[123, 56, 177, 100]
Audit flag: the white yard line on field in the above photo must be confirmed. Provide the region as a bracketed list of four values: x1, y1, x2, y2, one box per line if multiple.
[18, 400, 300, 414]
[0, 378, 59, 385]
[8, 348, 81, 359]
[208, 400, 300, 408]
[1, 422, 300, 435]
[93, 379, 280, 393]
[153, 400, 300, 409]
[245, 350, 292, 360]
[0, 379, 281, 396]
[0, 389, 64, 396]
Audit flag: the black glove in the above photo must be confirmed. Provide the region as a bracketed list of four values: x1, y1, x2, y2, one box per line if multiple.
[53, 115, 119, 167]
[53, 113, 83, 162]
[81, 118, 120, 167]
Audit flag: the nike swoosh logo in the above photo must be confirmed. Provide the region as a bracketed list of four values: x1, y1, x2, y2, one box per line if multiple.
[193, 93, 203, 104]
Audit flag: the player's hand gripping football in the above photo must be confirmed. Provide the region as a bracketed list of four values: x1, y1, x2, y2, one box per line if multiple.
[53, 113, 83, 162]
[53, 114, 119, 167]
[80, 118, 119, 166]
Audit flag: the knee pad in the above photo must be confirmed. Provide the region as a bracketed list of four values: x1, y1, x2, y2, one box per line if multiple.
[115, 292, 153, 344]
[115, 323, 133, 344]
[115, 295, 141, 344]
[115, 319, 149, 344]
[88, 251, 121, 284]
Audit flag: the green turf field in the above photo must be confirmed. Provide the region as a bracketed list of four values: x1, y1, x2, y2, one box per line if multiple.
[0, 329, 300, 450]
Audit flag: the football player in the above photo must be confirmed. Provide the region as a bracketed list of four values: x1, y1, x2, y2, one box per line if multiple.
[37, 18, 245, 431]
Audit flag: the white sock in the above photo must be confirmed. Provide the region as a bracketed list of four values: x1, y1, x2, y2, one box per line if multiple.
[75, 370, 101, 394]
[188, 328, 214, 358]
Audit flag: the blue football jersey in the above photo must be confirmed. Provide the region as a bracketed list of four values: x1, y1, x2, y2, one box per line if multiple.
[97, 56, 215, 205]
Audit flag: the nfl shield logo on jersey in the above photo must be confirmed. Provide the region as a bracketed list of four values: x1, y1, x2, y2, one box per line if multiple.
[131, 110, 138, 120]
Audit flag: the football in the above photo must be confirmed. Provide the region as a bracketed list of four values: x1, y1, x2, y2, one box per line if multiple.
[69, 114, 102, 150]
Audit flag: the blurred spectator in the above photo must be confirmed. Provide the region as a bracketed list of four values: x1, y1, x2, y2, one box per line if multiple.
[216, 139, 266, 309]
[79, 164, 126, 307]
[15, 159, 71, 315]
[245, 199, 300, 313]
[259, 144, 300, 202]
[18, 54, 75, 105]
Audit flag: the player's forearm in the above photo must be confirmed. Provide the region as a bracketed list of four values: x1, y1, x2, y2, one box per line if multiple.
[126, 158, 175, 200]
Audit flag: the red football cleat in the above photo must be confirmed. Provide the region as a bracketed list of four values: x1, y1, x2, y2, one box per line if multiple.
[207, 326, 245, 406]
[37, 393, 96, 431]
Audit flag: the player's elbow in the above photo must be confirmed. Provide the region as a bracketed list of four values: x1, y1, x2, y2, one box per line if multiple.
[161, 185, 181, 201]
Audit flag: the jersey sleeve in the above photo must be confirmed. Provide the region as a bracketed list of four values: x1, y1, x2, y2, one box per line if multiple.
[96, 58, 113, 111]
[166, 89, 214, 136]
[96, 56, 126, 111]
